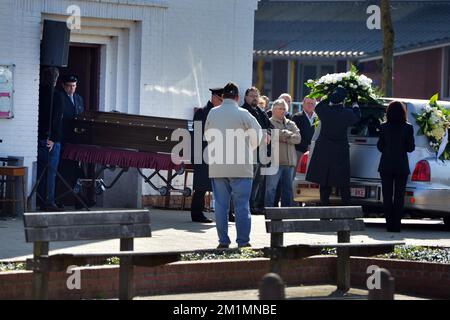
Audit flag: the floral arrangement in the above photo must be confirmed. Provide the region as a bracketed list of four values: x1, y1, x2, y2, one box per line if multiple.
[413, 94, 450, 160]
[305, 65, 380, 105]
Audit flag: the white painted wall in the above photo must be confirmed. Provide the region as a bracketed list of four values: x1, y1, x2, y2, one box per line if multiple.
[0, 0, 259, 201]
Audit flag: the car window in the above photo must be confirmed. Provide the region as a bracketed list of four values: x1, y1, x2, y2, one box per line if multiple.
[349, 106, 386, 137]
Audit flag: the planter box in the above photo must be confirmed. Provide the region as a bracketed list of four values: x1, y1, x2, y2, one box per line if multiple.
[0, 256, 448, 300]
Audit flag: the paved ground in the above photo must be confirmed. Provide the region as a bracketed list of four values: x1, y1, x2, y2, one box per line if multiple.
[136, 285, 427, 300]
[1, 209, 449, 262]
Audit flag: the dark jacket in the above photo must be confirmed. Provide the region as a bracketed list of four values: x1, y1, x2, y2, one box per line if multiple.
[292, 111, 316, 153]
[192, 101, 215, 191]
[241, 102, 272, 131]
[38, 85, 64, 143]
[305, 101, 361, 187]
[377, 122, 415, 174]
[60, 90, 84, 142]
[241, 102, 273, 163]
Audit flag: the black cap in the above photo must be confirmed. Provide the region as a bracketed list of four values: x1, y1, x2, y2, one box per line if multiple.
[222, 82, 239, 97]
[209, 87, 224, 96]
[62, 74, 78, 84]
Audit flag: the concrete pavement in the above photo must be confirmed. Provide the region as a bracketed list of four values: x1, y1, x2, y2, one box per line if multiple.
[136, 285, 427, 300]
[1, 209, 449, 262]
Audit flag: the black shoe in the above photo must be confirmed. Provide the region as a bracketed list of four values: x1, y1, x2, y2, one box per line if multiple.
[42, 205, 63, 212]
[217, 243, 230, 249]
[238, 243, 251, 248]
[192, 216, 213, 223]
[251, 207, 265, 215]
[228, 213, 235, 222]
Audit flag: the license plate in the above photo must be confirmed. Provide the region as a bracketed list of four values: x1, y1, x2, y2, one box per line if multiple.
[351, 187, 366, 198]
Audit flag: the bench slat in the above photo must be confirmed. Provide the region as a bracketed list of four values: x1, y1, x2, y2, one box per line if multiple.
[26, 252, 180, 272]
[265, 243, 399, 259]
[24, 224, 151, 242]
[266, 219, 365, 233]
[265, 206, 363, 220]
[23, 210, 151, 228]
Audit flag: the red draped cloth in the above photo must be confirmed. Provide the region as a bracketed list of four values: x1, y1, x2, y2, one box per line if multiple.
[61, 144, 185, 171]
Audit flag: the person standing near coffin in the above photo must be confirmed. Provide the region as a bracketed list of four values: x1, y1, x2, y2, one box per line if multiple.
[57, 74, 85, 208]
[305, 86, 361, 206]
[377, 101, 415, 232]
[191, 87, 224, 223]
[37, 67, 65, 211]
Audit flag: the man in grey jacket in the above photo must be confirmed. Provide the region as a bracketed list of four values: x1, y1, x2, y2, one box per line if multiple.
[204, 83, 263, 249]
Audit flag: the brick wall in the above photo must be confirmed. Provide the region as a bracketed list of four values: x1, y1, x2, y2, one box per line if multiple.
[1, 257, 449, 300]
[359, 48, 444, 99]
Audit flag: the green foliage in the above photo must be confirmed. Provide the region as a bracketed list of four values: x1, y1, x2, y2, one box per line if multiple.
[413, 93, 450, 160]
[0, 262, 26, 272]
[380, 245, 450, 264]
[106, 257, 120, 265]
[181, 248, 264, 261]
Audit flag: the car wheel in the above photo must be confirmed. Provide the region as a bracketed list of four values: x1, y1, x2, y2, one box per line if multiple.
[443, 217, 450, 230]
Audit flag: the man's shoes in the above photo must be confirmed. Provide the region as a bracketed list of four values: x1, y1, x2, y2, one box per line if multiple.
[192, 216, 213, 223]
[228, 213, 235, 222]
[238, 243, 251, 248]
[217, 243, 230, 249]
[251, 207, 265, 215]
[40, 204, 63, 212]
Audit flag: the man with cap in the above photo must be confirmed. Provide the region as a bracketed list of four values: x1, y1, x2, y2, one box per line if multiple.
[205, 82, 264, 249]
[58, 74, 85, 208]
[305, 86, 361, 205]
[191, 87, 224, 223]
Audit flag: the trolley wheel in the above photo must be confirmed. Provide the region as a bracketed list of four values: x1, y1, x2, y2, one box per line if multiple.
[95, 184, 105, 195]
[176, 167, 185, 176]
[182, 188, 192, 197]
[159, 186, 169, 196]
[74, 181, 82, 194]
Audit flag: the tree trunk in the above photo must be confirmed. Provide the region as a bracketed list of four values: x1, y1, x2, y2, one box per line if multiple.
[381, 0, 395, 97]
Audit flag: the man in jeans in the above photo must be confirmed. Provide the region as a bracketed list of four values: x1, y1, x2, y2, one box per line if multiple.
[265, 99, 301, 207]
[204, 83, 263, 249]
[37, 67, 64, 211]
[240, 87, 272, 215]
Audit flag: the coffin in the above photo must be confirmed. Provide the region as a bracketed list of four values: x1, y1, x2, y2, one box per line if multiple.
[67, 111, 190, 153]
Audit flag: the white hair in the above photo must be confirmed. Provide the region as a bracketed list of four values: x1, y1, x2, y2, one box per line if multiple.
[271, 98, 288, 111]
[278, 93, 292, 101]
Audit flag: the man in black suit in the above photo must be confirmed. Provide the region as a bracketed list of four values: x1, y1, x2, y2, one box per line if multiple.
[292, 97, 317, 165]
[191, 88, 224, 223]
[58, 75, 85, 208]
[305, 87, 361, 205]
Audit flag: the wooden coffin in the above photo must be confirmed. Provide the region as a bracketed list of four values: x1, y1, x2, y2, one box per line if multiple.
[67, 111, 190, 153]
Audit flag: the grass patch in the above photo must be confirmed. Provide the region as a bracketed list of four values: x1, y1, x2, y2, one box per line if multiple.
[181, 248, 265, 261]
[379, 245, 450, 264]
[0, 262, 26, 272]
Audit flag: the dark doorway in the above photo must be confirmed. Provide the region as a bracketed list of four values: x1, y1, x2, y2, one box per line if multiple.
[58, 43, 101, 111]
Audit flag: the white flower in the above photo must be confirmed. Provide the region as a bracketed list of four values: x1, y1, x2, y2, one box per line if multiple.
[307, 79, 314, 84]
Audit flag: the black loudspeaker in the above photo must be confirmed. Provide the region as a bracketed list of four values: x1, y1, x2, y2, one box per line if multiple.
[40, 20, 71, 67]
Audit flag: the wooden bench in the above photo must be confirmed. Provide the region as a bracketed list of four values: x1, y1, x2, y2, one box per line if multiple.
[264, 206, 404, 291]
[23, 209, 180, 300]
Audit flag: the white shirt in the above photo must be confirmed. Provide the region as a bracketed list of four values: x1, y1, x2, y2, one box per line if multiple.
[305, 111, 317, 126]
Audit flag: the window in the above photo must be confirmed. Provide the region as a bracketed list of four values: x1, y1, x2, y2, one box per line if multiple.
[444, 47, 450, 99]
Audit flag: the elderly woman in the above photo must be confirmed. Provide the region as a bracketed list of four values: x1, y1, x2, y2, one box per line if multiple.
[265, 99, 301, 207]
